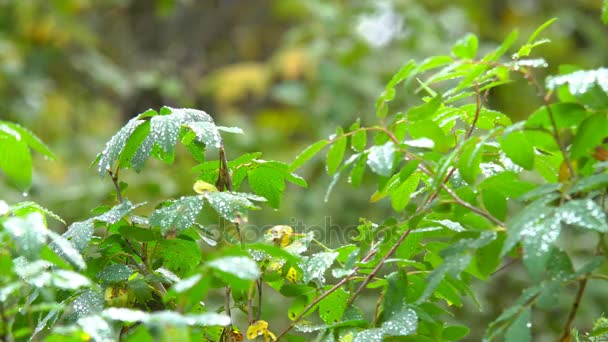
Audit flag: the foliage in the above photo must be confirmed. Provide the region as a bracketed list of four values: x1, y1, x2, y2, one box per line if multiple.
[2, 15, 608, 342]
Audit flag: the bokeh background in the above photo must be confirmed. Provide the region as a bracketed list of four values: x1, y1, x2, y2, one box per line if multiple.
[1, 0, 606, 340]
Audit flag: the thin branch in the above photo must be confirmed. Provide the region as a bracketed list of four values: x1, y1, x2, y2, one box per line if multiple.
[465, 82, 481, 139]
[440, 184, 504, 226]
[275, 248, 377, 340]
[347, 226, 414, 306]
[108, 169, 124, 204]
[559, 277, 588, 342]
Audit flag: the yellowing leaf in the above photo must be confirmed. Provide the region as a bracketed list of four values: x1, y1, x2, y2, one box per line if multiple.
[246, 320, 277, 341]
[286, 267, 299, 283]
[266, 225, 294, 247]
[193, 180, 218, 194]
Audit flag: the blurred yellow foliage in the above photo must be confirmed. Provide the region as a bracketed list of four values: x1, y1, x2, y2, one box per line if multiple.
[273, 47, 313, 80]
[207, 62, 270, 107]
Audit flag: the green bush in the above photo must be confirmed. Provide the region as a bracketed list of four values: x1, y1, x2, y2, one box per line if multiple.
[2, 18, 608, 341]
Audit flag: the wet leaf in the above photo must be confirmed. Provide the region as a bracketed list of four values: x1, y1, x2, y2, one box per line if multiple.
[150, 196, 204, 235]
[299, 252, 338, 284]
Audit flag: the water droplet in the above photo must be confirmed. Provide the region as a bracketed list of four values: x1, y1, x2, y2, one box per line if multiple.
[22, 192, 28, 197]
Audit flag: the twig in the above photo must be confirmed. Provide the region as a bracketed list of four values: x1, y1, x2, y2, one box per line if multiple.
[559, 277, 588, 342]
[108, 169, 124, 204]
[440, 184, 504, 226]
[275, 248, 377, 340]
[107, 169, 166, 296]
[346, 226, 413, 306]
[465, 82, 481, 139]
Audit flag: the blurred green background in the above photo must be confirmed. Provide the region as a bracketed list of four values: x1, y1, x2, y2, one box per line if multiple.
[1, 0, 606, 339]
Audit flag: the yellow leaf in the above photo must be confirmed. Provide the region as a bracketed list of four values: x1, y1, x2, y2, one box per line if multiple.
[286, 267, 299, 283]
[266, 225, 294, 247]
[193, 180, 218, 194]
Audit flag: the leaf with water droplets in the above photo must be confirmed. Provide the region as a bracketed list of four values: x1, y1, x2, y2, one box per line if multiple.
[156, 238, 201, 276]
[77, 315, 114, 341]
[102, 307, 230, 327]
[4, 212, 47, 260]
[9, 201, 65, 224]
[558, 199, 608, 232]
[485, 286, 540, 340]
[382, 308, 418, 336]
[299, 252, 338, 284]
[417, 253, 471, 303]
[367, 142, 395, 177]
[208, 256, 260, 290]
[72, 290, 105, 319]
[546, 67, 608, 95]
[47, 230, 86, 269]
[97, 117, 145, 176]
[203, 191, 262, 222]
[318, 288, 349, 324]
[150, 196, 204, 235]
[504, 307, 532, 342]
[63, 201, 139, 253]
[97, 264, 133, 284]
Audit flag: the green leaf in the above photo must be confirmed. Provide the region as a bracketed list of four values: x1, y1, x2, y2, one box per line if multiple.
[97, 264, 133, 284]
[417, 253, 471, 303]
[156, 238, 201, 276]
[482, 189, 507, 221]
[452, 33, 478, 59]
[150, 196, 204, 235]
[318, 288, 349, 324]
[520, 210, 561, 279]
[351, 130, 367, 152]
[571, 113, 608, 159]
[483, 29, 518, 63]
[203, 191, 263, 222]
[569, 173, 608, 194]
[248, 165, 286, 208]
[367, 142, 395, 177]
[327, 128, 347, 175]
[0, 121, 55, 159]
[485, 286, 540, 340]
[102, 308, 230, 327]
[381, 308, 418, 336]
[558, 199, 608, 232]
[546, 68, 608, 96]
[4, 212, 47, 259]
[603, 0, 608, 24]
[290, 140, 329, 171]
[527, 18, 557, 45]
[349, 153, 367, 187]
[504, 307, 531, 342]
[97, 116, 145, 175]
[458, 138, 482, 184]
[208, 256, 260, 290]
[0, 135, 32, 191]
[442, 325, 470, 341]
[9, 201, 65, 224]
[525, 103, 588, 129]
[384, 271, 408, 318]
[299, 252, 338, 284]
[500, 131, 534, 170]
[408, 120, 450, 152]
[96, 107, 219, 175]
[407, 95, 442, 121]
[390, 172, 421, 212]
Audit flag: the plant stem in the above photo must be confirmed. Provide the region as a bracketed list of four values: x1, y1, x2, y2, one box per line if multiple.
[275, 247, 377, 340]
